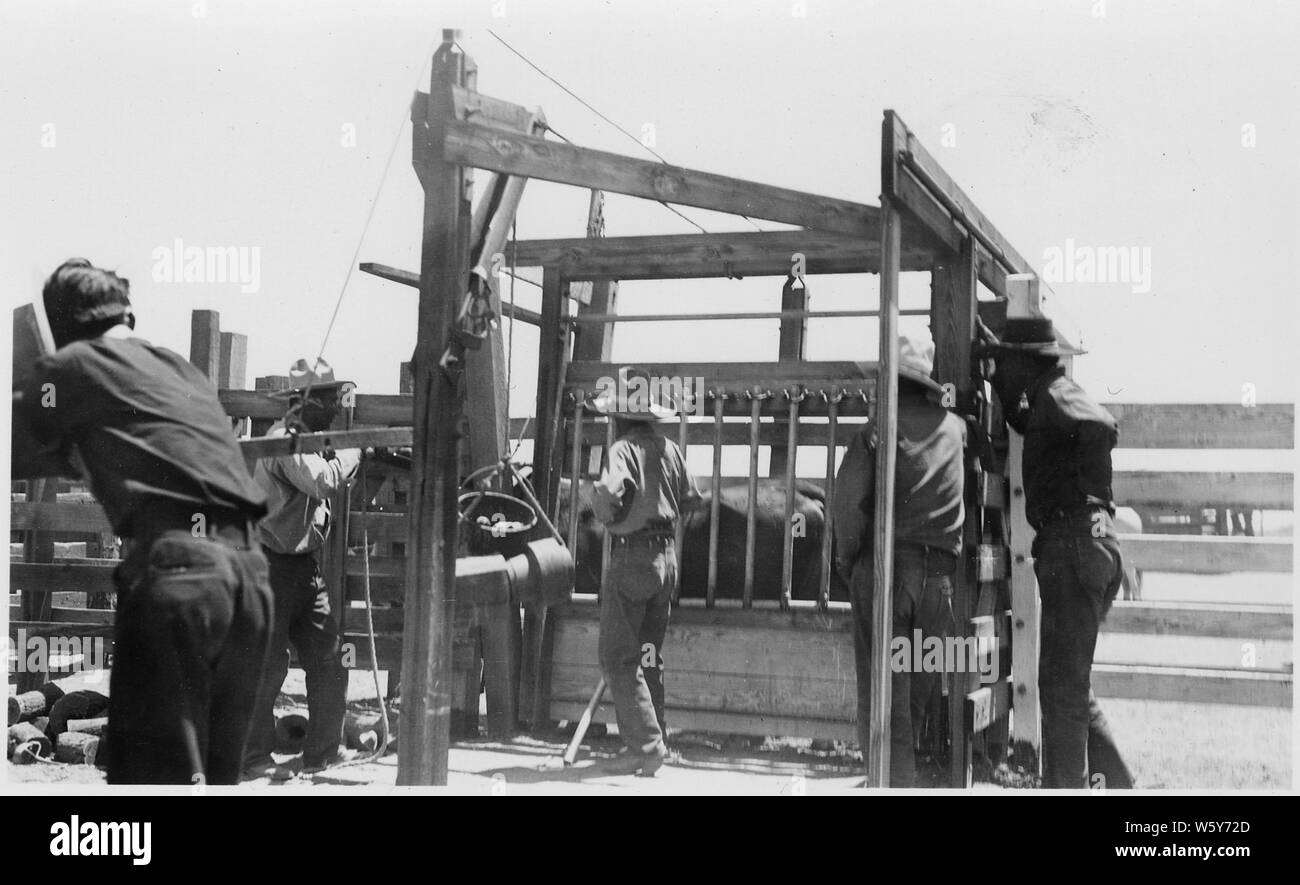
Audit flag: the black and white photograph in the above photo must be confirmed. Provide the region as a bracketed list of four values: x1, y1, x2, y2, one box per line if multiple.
[2, 0, 1296, 837]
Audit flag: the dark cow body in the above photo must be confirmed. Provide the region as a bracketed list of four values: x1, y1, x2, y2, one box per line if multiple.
[558, 477, 849, 603]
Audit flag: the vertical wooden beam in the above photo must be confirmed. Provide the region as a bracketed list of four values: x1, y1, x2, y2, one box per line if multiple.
[866, 197, 902, 787]
[930, 238, 978, 787]
[218, 331, 248, 389]
[189, 309, 221, 381]
[519, 266, 568, 729]
[398, 31, 474, 786]
[1008, 429, 1041, 767]
[707, 395, 724, 608]
[743, 393, 762, 609]
[769, 275, 807, 476]
[571, 190, 618, 362]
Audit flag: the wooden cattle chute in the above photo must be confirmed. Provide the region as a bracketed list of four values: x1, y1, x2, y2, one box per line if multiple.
[9, 31, 1295, 786]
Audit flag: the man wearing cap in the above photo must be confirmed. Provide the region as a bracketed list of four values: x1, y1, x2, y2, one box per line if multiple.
[14, 258, 273, 784]
[832, 333, 965, 787]
[979, 316, 1133, 789]
[243, 359, 362, 780]
[588, 368, 701, 776]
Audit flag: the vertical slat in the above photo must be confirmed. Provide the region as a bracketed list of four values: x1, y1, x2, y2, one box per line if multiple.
[933, 238, 980, 787]
[567, 395, 583, 554]
[780, 394, 800, 610]
[743, 393, 762, 609]
[673, 407, 689, 604]
[600, 418, 614, 585]
[706, 394, 724, 608]
[866, 196, 902, 787]
[1008, 430, 1041, 767]
[818, 396, 839, 611]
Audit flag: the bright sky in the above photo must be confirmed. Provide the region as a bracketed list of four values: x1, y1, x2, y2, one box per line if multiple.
[3, 0, 1297, 420]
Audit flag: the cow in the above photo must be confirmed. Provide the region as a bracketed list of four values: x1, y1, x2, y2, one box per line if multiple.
[555, 476, 849, 603]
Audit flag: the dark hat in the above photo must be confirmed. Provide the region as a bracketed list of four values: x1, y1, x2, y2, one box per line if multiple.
[980, 316, 1084, 357]
[42, 259, 132, 345]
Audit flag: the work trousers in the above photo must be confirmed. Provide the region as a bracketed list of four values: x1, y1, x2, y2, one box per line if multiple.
[1033, 512, 1133, 789]
[598, 536, 675, 755]
[849, 543, 955, 787]
[246, 548, 349, 766]
[108, 529, 273, 785]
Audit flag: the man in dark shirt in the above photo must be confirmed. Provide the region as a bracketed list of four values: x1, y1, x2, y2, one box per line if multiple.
[589, 368, 701, 776]
[981, 316, 1132, 789]
[833, 333, 965, 787]
[14, 258, 272, 785]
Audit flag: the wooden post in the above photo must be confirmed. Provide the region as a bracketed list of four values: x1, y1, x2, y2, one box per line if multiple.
[571, 191, 618, 362]
[866, 198, 902, 787]
[769, 274, 808, 476]
[189, 310, 221, 381]
[743, 393, 762, 608]
[930, 238, 978, 786]
[398, 31, 475, 786]
[218, 332, 248, 389]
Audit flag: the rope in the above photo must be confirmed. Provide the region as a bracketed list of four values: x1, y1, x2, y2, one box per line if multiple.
[485, 30, 766, 235]
[293, 32, 443, 413]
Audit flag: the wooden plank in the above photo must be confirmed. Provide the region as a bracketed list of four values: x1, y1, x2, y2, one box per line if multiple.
[219, 390, 411, 424]
[239, 427, 413, 461]
[218, 332, 247, 390]
[440, 117, 881, 236]
[565, 360, 876, 397]
[1007, 431, 1041, 761]
[504, 230, 937, 280]
[1118, 534, 1292, 573]
[865, 193, 902, 786]
[10, 562, 115, 597]
[189, 309, 221, 380]
[1114, 471, 1292, 509]
[1105, 403, 1294, 449]
[11, 502, 112, 534]
[1103, 601, 1292, 641]
[9, 605, 115, 626]
[570, 190, 620, 361]
[1093, 664, 1291, 708]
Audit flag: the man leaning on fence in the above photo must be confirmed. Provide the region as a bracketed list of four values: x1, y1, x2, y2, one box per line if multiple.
[833, 332, 966, 788]
[14, 258, 273, 785]
[979, 316, 1133, 789]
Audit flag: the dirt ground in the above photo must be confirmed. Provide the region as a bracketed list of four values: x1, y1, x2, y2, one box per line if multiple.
[5, 668, 1290, 793]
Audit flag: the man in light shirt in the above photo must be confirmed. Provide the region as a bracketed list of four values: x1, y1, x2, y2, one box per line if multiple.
[243, 359, 361, 780]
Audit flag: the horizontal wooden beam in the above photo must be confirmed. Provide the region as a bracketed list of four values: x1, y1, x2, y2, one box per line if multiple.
[1093, 663, 1291, 707]
[564, 360, 877, 396]
[357, 261, 542, 325]
[219, 390, 411, 424]
[439, 118, 880, 235]
[547, 700, 857, 742]
[1105, 403, 1294, 449]
[503, 230, 937, 280]
[239, 427, 413, 461]
[1118, 534, 1292, 573]
[1115, 471, 1293, 510]
[1103, 601, 1292, 641]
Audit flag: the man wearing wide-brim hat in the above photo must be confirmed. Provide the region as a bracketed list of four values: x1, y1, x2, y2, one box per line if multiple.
[244, 358, 362, 780]
[978, 316, 1133, 789]
[586, 367, 701, 776]
[832, 332, 965, 787]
